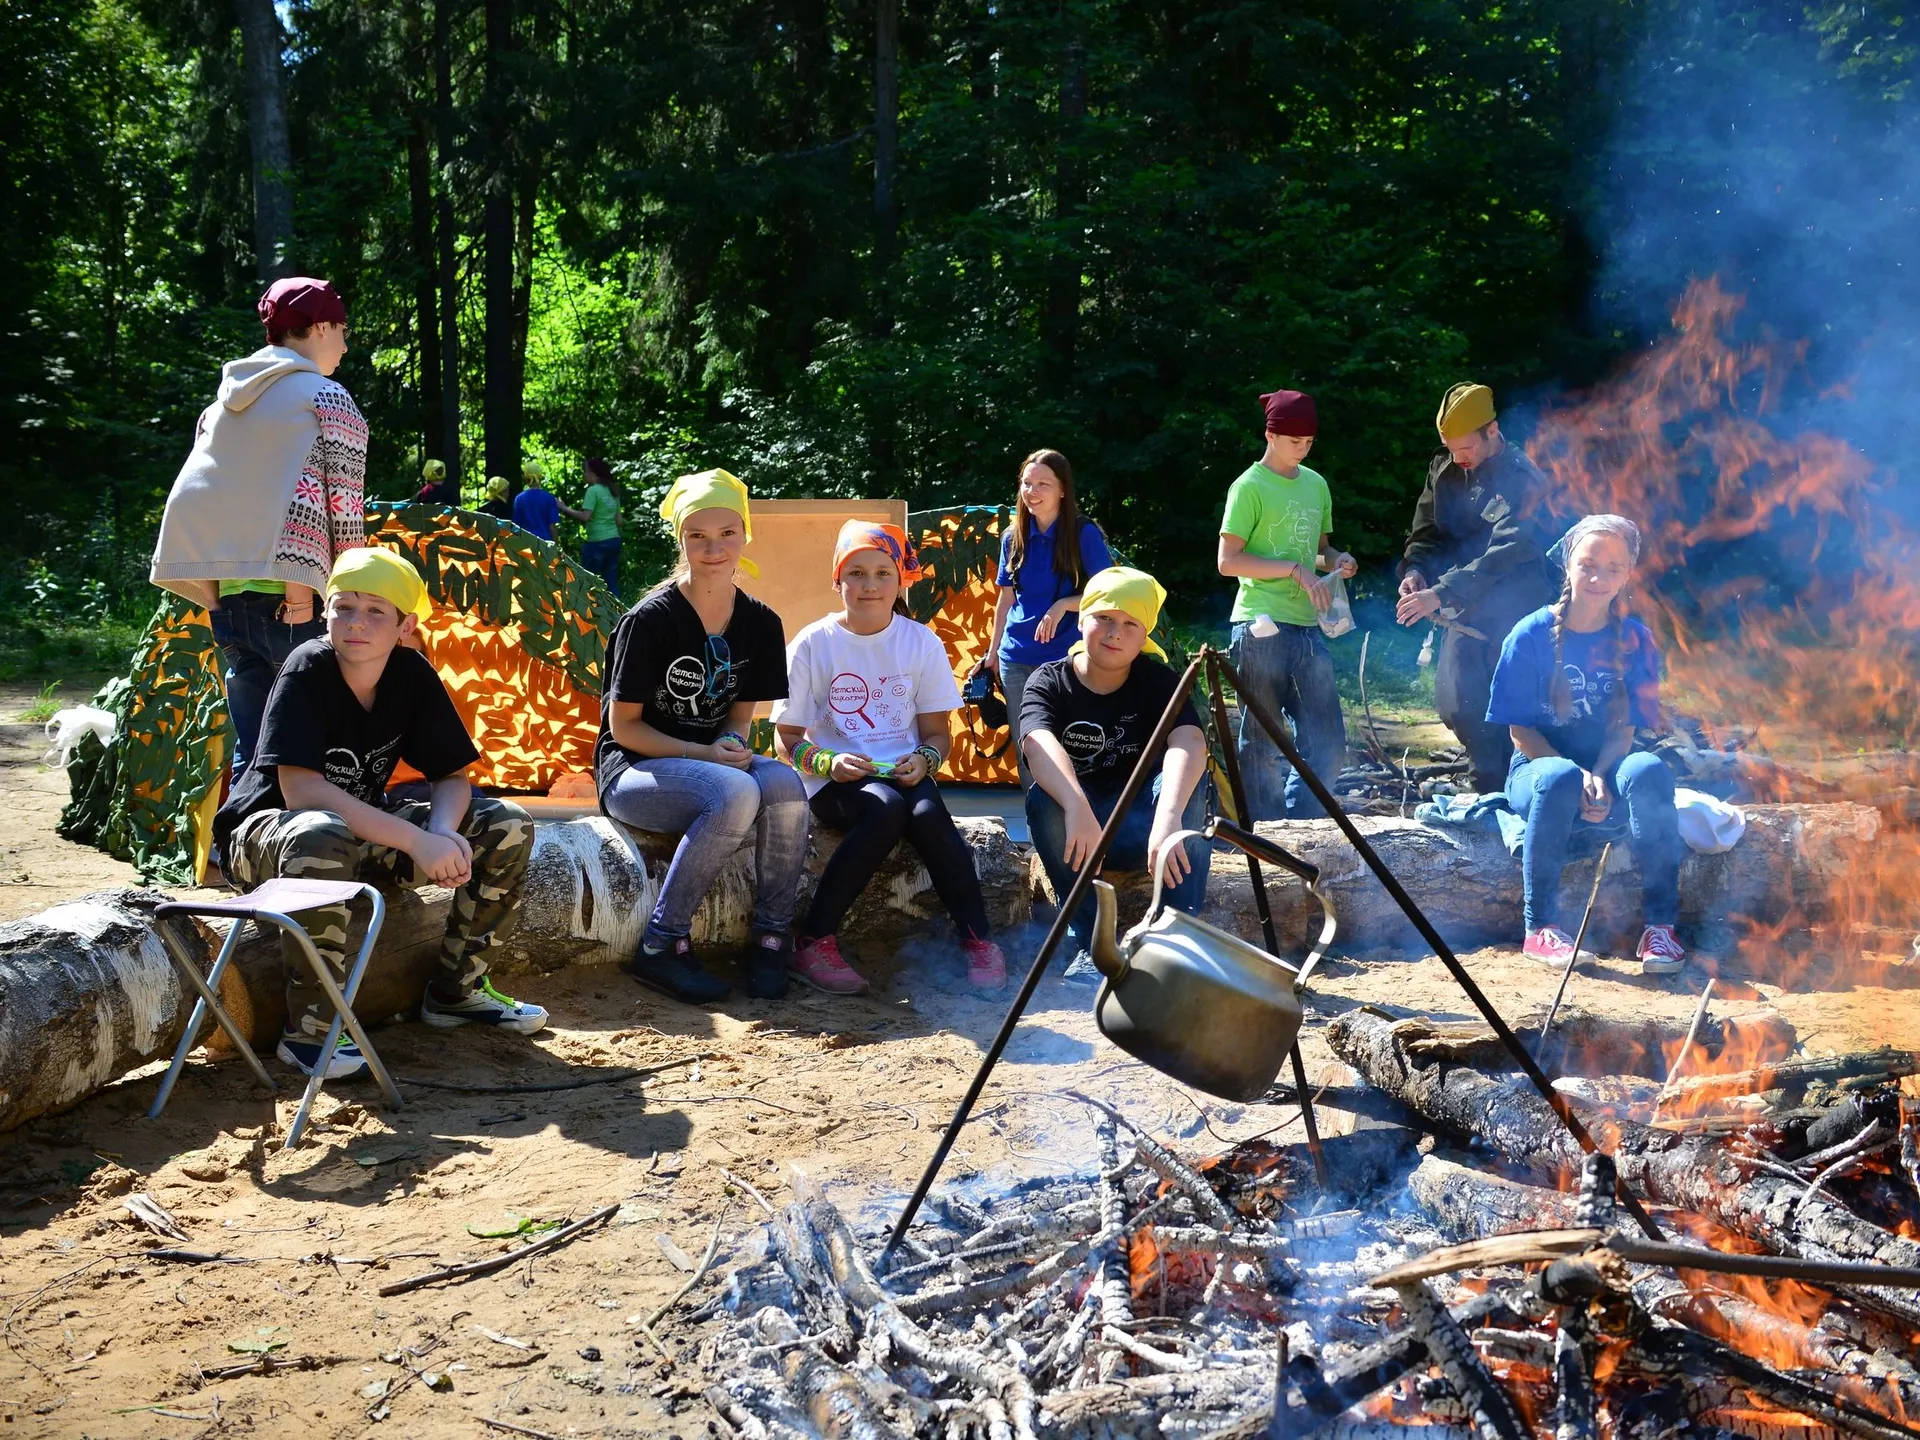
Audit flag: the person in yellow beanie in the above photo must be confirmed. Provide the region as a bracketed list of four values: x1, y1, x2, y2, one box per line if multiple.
[1019, 567, 1211, 984]
[213, 546, 547, 1082]
[1393, 382, 1557, 792]
[478, 475, 513, 522]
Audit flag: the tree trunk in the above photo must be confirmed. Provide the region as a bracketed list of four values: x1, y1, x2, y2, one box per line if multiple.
[508, 157, 536, 483]
[1081, 803, 1885, 955]
[406, 7, 441, 464]
[873, 0, 899, 273]
[234, 0, 296, 283]
[0, 818, 1031, 1132]
[482, 0, 519, 487]
[1041, 36, 1087, 384]
[434, 0, 463, 484]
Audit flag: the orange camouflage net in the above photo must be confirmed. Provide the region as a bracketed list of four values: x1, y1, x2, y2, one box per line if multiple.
[910, 506, 1020, 786]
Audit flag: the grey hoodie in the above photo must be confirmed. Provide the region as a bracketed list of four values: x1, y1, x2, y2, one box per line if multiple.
[150, 347, 340, 601]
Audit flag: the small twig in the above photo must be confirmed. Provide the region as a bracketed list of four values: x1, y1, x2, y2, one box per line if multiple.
[190, 1352, 356, 1384]
[143, 1249, 254, 1265]
[1650, 978, 1716, 1120]
[389, 1054, 705, 1095]
[719, 1167, 777, 1217]
[1794, 1124, 1896, 1222]
[644, 1204, 732, 1328]
[480, 1417, 563, 1440]
[379, 1203, 620, 1296]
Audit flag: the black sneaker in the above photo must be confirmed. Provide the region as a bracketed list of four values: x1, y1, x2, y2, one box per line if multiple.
[741, 929, 793, 1000]
[623, 934, 730, 1004]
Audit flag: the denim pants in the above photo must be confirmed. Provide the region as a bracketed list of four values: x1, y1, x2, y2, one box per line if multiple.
[1026, 773, 1211, 958]
[580, 538, 622, 600]
[806, 776, 990, 941]
[209, 591, 326, 779]
[601, 755, 809, 937]
[999, 660, 1037, 788]
[1228, 621, 1346, 821]
[1506, 750, 1681, 933]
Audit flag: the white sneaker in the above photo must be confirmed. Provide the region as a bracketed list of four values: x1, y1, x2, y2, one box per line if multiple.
[276, 1029, 368, 1080]
[420, 978, 549, 1035]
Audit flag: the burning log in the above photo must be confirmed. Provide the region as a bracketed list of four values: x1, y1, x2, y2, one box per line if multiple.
[1327, 1013, 1920, 1295]
[1086, 803, 1885, 955]
[1407, 1154, 1582, 1241]
[0, 816, 1029, 1131]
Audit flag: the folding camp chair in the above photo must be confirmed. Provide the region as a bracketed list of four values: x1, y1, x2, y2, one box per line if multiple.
[148, 879, 403, 1148]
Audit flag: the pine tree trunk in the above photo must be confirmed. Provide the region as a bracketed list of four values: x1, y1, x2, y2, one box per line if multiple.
[482, 0, 519, 487]
[434, 0, 463, 484]
[873, 0, 899, 273]
[234, 0, 296, 282]
[406, 6, 441, 464]
[1042, 36, 1086, 383]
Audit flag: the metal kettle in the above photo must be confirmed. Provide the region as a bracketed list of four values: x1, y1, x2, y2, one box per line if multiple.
[1088, 825, 1336, 1102]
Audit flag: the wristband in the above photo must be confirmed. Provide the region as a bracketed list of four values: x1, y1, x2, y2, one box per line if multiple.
[718, 730, 747, 750]
[915, 744, 943, 772]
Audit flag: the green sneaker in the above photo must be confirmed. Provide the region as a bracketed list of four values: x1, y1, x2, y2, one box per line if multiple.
[420, 978, 549, 1035]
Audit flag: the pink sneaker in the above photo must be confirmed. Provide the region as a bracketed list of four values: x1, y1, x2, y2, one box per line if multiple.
[1637, 924, 1686, 975]
[1523, 927, 1579, 968]
[790, 934, 869, 995]
[962, 939, 1007, 993]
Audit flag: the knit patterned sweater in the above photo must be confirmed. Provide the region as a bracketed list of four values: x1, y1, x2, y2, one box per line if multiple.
[274, 381, 367, 583]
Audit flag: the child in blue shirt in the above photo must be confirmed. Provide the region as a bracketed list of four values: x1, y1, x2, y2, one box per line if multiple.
[1486, 513, 1684, 976]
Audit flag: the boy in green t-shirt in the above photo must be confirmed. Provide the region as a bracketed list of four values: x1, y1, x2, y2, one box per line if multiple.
[1216, 389, 1357, 820]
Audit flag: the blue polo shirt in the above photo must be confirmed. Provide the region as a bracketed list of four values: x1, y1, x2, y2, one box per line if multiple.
[512, 487, 561, 540]
[996, 516, 1114, 667]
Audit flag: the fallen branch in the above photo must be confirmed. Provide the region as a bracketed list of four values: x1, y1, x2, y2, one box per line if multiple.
[378, 1202, 619, 1296]
[190, 1352, 356, 1383]
[645, 1205, 732, 1329]
[390, 1054, 705, 1095]
[479, 1417, 564, 1440]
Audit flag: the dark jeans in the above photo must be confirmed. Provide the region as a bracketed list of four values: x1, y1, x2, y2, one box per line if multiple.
[209, 591, 325, 780]
[805, 777, 990, 941]
[1506, 750, 1681, 933]
[580, 538, 622, 600]
[1435, 625, 1514, 794]
[1026, 773, 1211, 958]
[1228, 621, 1346, 821]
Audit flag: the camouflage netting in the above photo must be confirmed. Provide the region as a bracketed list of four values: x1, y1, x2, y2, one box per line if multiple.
[61, 504, 1021, 884]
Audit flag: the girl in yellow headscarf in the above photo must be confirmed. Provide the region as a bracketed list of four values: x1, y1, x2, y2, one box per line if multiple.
[595, 468, 808, 1005]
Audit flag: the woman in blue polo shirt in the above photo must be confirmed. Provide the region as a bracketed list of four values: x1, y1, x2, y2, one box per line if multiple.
[974, 449, 1114, 785]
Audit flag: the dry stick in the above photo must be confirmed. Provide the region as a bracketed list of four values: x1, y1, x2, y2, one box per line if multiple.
[379, 1202, 619, 1296]
[1649, 979, 1717, 1121]
[1532, 843, 1612, 1068]
[191, 1352, 356, 1383]
[390, 1054, 705, 1095]
[479, 1418, 564, 1440]
[1063, 1090, 1239, 1232]
[1357, 630, 1395, 772]
[1217, 647, 1665, 1242]
[720, 1167, 777, 1218]
[644, 1204, 732, 1329]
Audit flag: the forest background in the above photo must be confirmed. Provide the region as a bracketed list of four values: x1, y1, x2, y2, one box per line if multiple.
[3, 0, 1915, 686]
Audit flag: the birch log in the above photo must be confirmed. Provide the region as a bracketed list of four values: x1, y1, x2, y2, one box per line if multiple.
[0, 815, 1030, 1131]
[1082, 803, 1885, 954]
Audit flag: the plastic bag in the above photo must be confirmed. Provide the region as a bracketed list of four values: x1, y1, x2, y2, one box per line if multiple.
[1318, 571, 1354, 639]
[44, 706, 117, 767]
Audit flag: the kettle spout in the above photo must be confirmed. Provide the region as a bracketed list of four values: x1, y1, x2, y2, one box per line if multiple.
[1090, 880, 1125, 979]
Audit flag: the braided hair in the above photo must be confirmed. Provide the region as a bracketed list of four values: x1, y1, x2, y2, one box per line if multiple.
[1548, 514, 1644, 731]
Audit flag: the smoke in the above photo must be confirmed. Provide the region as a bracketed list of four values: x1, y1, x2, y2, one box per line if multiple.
[1589, 3, 1920, 510]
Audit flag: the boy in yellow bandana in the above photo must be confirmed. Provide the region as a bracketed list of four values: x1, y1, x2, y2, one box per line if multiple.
[1019, 567, 1211, 984]
[213, 547, 546, 1081]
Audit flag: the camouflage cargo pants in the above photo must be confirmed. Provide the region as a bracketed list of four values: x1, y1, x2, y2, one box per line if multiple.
[226, 796, 534, 1036]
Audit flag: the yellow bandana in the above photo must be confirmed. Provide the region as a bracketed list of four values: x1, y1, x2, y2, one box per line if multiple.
[659, 469, 759, 578]
[1070, 566, 1169, 661]
[326, 546, 432, 622]
[1436, 383, 1496, 441]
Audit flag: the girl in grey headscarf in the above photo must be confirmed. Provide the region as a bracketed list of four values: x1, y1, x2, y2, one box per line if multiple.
[1486, 513, 1686, 976]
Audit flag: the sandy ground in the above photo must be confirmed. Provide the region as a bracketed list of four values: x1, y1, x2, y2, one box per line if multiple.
[3, 694, 1918, 1438]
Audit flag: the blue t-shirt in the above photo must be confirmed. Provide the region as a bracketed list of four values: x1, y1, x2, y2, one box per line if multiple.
[1487, 607, 1662, 771]
[996, 517, 1115, 667]
[512, 487, 561, 540]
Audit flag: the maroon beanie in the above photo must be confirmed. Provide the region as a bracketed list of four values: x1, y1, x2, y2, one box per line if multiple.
[1260, 389, 1318, 437]
[258, 277, 347, 337]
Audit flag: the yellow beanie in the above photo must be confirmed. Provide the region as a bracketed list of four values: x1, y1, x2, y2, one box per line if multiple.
[326, 547, 432, 622]
[1436, 383, 1497, 441]
[422, 458, 447, 482]
[1070, 566, 1169, 661]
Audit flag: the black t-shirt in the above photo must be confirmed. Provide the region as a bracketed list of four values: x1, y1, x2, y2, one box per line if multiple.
[594, 585, 789, 792]
[213, 639, 480, 856]
[1019, 654, 1201, 788]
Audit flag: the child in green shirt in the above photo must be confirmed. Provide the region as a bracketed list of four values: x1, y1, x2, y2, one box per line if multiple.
[1216, 389, 1356, 819]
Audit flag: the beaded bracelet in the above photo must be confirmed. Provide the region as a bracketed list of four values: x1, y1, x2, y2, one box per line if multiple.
[914, 744, 943, 772]
[717, 730, 747, 750]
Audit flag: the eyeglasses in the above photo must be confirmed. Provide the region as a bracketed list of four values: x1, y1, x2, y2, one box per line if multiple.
[703, 633, 735, 702]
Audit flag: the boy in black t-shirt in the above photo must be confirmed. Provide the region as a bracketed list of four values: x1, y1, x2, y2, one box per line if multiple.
[1021, 567, 1212, 984]
[214, 548, 545, 1080]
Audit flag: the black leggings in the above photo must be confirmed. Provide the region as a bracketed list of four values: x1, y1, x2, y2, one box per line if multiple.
[804, 777, 991, 942]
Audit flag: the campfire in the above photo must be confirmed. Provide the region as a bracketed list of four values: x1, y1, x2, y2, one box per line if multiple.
[691, 1002, 1920, 1440]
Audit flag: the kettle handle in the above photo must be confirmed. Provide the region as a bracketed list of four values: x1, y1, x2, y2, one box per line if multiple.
[1144, 828, 1208, 921]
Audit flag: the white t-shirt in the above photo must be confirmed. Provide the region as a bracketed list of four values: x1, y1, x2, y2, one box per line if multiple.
[774, 612, 964, 796]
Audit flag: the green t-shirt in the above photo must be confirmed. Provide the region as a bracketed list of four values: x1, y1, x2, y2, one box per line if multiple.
[217, 579, 286, 597]
[1219, 461, 1334, 626]
[582, 483, 620, 542]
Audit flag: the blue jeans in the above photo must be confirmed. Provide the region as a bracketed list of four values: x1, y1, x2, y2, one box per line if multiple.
[580, 538, 622, 600]
[1506, 750, 1681, 933]
[1229, 621, 1346, 821]
[601, 755, 809, 937]
[209, 591, 326, 780]
[999, 660, 1037, 788]
[1026, 773, 1211, 959]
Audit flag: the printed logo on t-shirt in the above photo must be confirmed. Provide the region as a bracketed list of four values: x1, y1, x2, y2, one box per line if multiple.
[829, 672, 879, 729]
[1061, 721, 1109, 763]
[1559, 664, 1618, 722]
[826, 670, 914, 738]
[665, 655, 706, 700]
[1265, 505, 1320, 559]
[323, 737, 403, 802]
